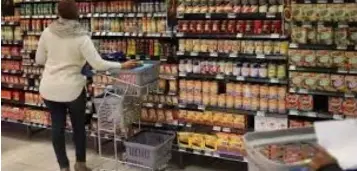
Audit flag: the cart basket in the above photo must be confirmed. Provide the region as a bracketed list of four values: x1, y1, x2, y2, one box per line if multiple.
[124, 130, 175, 169]
[243, 127, 316, 171]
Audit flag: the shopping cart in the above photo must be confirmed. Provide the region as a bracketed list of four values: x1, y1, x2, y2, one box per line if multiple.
[243, 127, 317, 171]
[93, 61, 175, 171]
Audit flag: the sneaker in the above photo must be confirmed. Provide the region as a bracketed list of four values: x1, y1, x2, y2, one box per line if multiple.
[74, 162, 92, 171]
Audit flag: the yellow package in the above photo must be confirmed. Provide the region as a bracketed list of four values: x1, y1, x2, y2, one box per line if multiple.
[229, 134, 244, 155]
[204, 134, 218, 151]
[202, 111, 213, 125]
[216, 133, 230, 152]
[222, 113, 234, 128]
[212, 112, 223, 126]
[187, 111, 196, 123]
[177, 132, 191, 148]
[189, 133, 205, 150]
[233, 115, 245, 129]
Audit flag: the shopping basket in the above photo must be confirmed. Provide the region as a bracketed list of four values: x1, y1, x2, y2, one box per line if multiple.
[124, 130, 175, 170]
[243, 127, 316, 171]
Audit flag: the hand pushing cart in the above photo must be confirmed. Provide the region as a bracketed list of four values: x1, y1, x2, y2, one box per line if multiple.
[243, 127, 317, 171]
[93, 61, 175, 171]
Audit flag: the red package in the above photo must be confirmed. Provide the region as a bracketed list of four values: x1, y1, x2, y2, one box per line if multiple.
[298, 95, 313, 111]
[286, 94, 299, 110]
[328, 97, 343, 114]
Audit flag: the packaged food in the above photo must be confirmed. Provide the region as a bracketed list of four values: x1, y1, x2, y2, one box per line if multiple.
[268, 63, 277, 78]
[303, 73, 318, 90]
[278, 100, 286, 113]
[291, 25, 307, 44]
[317, 4, 331, 21]
[141, 108, 149, 121]
[277, 64, 286, 79]
[316, 50, 331, 67]
[260, 98, 268, 111]
[345, 76, 357, 93]
[342, 98, 357, 116]
[328, 97, 343, 114]
[260, 85, 269, 98]
[269, 86, 278, 99]
[251, 97, 259, 111]
[291, 4, 303, 21]
[226, 95, 234, 108]
[229, 134, 244, 154]
[317, 74, 333, 91]
[286, 94, 299, 110]
[331, 74, 346, 92]
[289, 49, 303, 66]
[234, 96, 243, 109]
[303, 50, 316, 67]
[204, 134, 218, 151]
[177, 132, 191, 148]
[216, 133, 230, 152]
[268, 99, 278, 113]
[148, 108, 157, 122]
[317, 25, 333, 45]
[346, 52, 357, 70]
[298, 95, 313, 111]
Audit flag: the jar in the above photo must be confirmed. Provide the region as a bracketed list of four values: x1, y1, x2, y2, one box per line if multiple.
[268, 63, 277, 78]
[258, 63, 267, 78]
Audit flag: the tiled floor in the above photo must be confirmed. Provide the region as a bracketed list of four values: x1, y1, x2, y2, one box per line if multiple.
[2, 123, 246, 171]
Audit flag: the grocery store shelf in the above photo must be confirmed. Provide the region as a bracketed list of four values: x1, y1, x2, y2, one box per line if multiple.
[15, 0, 59, 3]
[1, 21, 20, 26]
[173, 145, 247, 163]
[79, 12, 167, 18]
[179, 73, 288, 84]
[1, 99, 46, 109]
[20, 15, 57, 19]
[288, 110, 345, 120]
[133, 120, 249, 134]
[159, 74, 178, 80]
[24, 31, 42, 36]
[176, 51, 287, 60]
[295, 0, 355, 3]
[142, 102, 178, 109]
[176, 32, 288, 40]
[91, 31, 173, 38]
[176, 12, 281, 20]
[292, 21, 357, 27]
[1, 40, 22, 45]
[1, 55, 22, 60]
[21, 49, 36, 54]
[179, 103, 288, 118]
[289, 65, 357, 75]
[22, 73, 42, 79]
[289, 43, 357, 51]
[2, 117, 51, 128]
[1, 69, 23, 75]
[289, 88, 357, 97]
[2, 83, 25, 90]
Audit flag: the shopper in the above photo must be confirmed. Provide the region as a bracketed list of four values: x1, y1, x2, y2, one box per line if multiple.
[310, 146, 343, 171]
[35, 0, 138, 171]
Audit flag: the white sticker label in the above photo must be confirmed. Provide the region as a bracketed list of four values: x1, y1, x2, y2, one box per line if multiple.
[216, 74, 224, 79]
[227, 13, 236, 18]
[236, 33, 243, 38]
[190, 52, 198, 56]
[205, 13, 211, 19]
[270, 34, 280, 38]
[213, 126, 221, 131]
[155, 123, 163, 127]
[177, 51, 184, 55]
[229, 53, 238, 58]
[198, 105, 205, 110]
[289, 43, 298, 48]
[236, 76, 245, 81]
[257, 111, 265, 117]
[256, 54, 265, 59]
[289, 110, 299, 115]
[210, 52, 218, 57]
[222, 128, 231, 132]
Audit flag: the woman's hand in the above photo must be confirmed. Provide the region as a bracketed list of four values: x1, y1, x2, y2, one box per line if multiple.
[309, 146, 337, 170]
[121, 60, 141, 69]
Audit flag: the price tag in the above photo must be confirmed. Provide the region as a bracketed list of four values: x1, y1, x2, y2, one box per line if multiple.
[289, 110, 299, 115]
[145, 103, 154, 107]
[236, 33, 243, 38]
[204, 151, 212, 156]
[179, 72, 187, 77]
[289, 43, 298, 48]
[93, 32, 100, 36]
[128, 13, 135, 17]
[236, 76, 245, 81]
[333, 115, 344, 120]
[213, 126, 221, 131]
[100, 32, 106, 36]
[213, 153, 220, 157]
[178, 103, 186, 108]
[93, 13, 99, 17]
[172, 120, 179, 125]
[124, 32, 130, 36]
[227, 13, 236, 19]
[198, 105, 205, 110]
[155, 123, 163, 127]
[157, 104, 164, 108]
[186, 123, 192, 127]
[270, 78, 279, 83]
[298, 89, 309, 94]
[266, 13, 276, 18]
[101, 13, 108, 17]
[216, 74, 224, 79]
[317, 0, 327, 3]
[229, 53, 238, 58]
[193, 150, 201, 155]
[337, 45, 347, 50]
[210, 52, 218, 57]
[108, 13, 115, 17]
[190, 52, 198, 56]
[289, 65, 297, 70]
[176, 32, 184, 37]
[87, 13, 92, 17]
[337, 68, 348, 73]
[138, 32, 143, 37]
[306, 112, 316, 117]
[118, 13, 124, 17]
[270, 34, 280, 38]
[257, 111, 265, 117]
[177, 51, 184, 55]
[222, 128, 231, 133]
[131, 32, 138, 36]
[179, 148, 186, 152]
[107, 32, 113, 36]
[256, 54, 265, 59]
[8, 84, 13, 88]
[137, 13, 144, 17]
[205, 13, 211, 19]
[304, 0, 312, 3]
[147, 13, 152, 17]
[344, 93, 354, 98]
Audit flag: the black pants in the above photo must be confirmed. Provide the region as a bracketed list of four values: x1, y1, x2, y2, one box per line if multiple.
[44, 90, 87, 169]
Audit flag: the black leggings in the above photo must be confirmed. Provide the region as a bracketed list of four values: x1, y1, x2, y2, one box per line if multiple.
[44, 90, 87, 169]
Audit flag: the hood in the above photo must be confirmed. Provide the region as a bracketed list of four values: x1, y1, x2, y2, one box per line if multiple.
[48, 18, 88, 38]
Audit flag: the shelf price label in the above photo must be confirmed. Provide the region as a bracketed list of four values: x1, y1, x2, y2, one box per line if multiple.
[306, 112, 317, 117]
[236, 33, 243, 38]
[229, 53, 238, 58]
[190, 52, 198, 56]
[176, 32, 184, 37]
[205, 13, 211, 19]
[222, 128, 231, 133]
[256, 111, 265, 117]
[227, 13, 236, 19]
[197, 105, 205, 110]
[176, 51, 184, 55]
[236, 76, 245, 81]
[154, 123, 163, 127]
[266, 13, 276, 18]
[289, 110, 299, 116]
[270, 78, 279, 83]
[256, 54, 265, 59]
[210, 52, 218, 57]
[213, 126, 221, 131]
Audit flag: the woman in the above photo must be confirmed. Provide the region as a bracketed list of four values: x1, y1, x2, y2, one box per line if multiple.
[35, 0, 138, 170]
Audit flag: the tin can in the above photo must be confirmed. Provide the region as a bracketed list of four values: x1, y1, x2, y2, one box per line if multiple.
[236, 20, 245, 33]
[262, 20, 271, 34]
[254, 20, 263, 34]
[228, 20, 236, 33]
[245, 20, 253, 34]
[272, 20, 281, 34]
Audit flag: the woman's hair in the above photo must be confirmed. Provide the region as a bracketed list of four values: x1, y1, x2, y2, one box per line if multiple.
[57, 0, 79, 20]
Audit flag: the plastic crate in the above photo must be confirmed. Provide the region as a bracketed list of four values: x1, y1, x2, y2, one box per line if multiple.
[124, 130, 175, 169]
[243, 127, 316, 171]
[109, 61, 160, 86]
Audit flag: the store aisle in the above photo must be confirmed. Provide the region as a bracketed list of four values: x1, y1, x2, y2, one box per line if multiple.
[2, 123, 236, 171]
